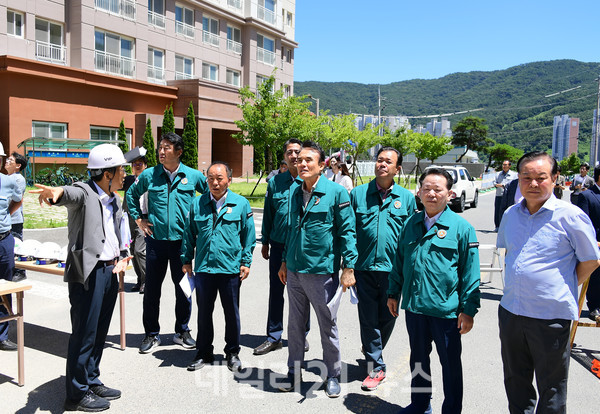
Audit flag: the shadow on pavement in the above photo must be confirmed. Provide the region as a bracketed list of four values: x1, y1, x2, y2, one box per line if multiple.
[343, 392, 402, 413]
[21, 323, 68, 359]
[15, 375, 64, 414]
[571, 346, 600, 381]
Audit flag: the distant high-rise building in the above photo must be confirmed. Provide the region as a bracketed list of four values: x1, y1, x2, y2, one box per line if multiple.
[552, 115, 579, 161]
[590, 109, 600, 166]
[425, 117, 452, 137]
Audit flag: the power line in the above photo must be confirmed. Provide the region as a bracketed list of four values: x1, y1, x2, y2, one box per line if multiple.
[488, 126, 554, 136]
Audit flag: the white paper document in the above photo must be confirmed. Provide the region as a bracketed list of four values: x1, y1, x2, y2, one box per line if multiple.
[179, 274, 195, 298]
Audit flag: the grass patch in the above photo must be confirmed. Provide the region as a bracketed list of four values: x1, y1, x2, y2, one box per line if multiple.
[24, 217, 68, 229]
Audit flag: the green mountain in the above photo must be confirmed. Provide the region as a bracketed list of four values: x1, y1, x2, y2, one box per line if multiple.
[294, 60, 600, 160]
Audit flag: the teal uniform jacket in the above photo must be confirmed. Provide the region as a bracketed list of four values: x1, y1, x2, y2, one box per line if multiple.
[388, 206, 480, 319]
[181, 190, 256, 274]
[284, 175, 358, 274]
[261, 170, 298, 245]
[126, 163, 207, 241]
[350, 180, 416, 272]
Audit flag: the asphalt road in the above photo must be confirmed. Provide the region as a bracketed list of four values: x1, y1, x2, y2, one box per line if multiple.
[1, 189, 599, 413]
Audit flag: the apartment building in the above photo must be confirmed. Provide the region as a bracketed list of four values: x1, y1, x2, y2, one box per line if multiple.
[552, 114, 579, 162]
[0, 0, 297, 176]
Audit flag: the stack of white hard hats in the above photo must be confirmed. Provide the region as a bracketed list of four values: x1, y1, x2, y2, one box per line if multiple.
[35, 242, 62, 261]
[16, 239, 42, 260]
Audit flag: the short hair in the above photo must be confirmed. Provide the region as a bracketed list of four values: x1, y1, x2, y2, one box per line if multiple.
[301, 140, 325, 163]
[283, 138, 302, 153]
[376, 146, 402, 167]
[503, 160, 512, 166]
[10, 152, 27, 171]
[279, 160, 287, 166]
[516, 151, 558, 175]
[90, 167, 117, 182]
[160, 132, 184, 154]
[419, 167, 454, 191]
[594, 165, 600, 182]
[581, 162, 590, 171]
[207, 161, 232, 179]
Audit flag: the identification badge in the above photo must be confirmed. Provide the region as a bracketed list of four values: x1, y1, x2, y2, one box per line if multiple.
[314, 197, 320, 205]
[226, 207, 232, 214]
[394, 201, 401, 209]
[181, 178, 188, 185]
[437, 229, 447, 239]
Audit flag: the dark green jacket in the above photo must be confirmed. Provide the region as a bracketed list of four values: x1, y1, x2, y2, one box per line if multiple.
[261, 171, 297, 244]
[351, 180, 416, 272]
[126, 163, 207, 241]
[284, 175, 357, 274]
[388, 206, 480, 318]
[181, 190, 256, 274]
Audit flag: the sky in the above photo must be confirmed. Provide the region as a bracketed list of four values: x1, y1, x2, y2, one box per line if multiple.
[294, 0, 600, 84]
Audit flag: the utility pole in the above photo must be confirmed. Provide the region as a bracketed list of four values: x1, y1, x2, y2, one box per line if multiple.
[594, 76, 600, 166]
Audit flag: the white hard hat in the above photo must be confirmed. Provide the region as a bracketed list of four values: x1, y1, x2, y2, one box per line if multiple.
[88, 144, 127, 170]
[0, 141, 5, 157]
[19, 239, 42, 258]
[58, 245, 68, 262]
[13, 238, 23, 255]
[35, 242, 62, 260]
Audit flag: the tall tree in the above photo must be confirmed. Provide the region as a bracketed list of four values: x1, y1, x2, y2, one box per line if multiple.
[485, 143, 523, 171]
[162, 103, 175, 134]
[234, 75, 319, 173]
[452, 116, 491, 162]
[181, 102, 198, 169]
[420, 133, 453, 163]
[559, 152, 582, 176]
[118, 119, 131, 174]
[143, 118, 157, 167]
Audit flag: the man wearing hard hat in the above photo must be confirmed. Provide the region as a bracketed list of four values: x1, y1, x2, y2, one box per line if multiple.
[0, 142, 23, 352]
[32, 143, 132, 412]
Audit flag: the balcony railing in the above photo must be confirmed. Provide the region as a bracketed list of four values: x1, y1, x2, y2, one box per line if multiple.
[227, 39, 242, 54]
[95, 0, 136, 20]
[94, 50, 135, 77]
[256, 4, 276, 25]
[147, 66, 165, 83]
[257, 47, 275, 66]
[175, 21, 195, 38]
[203, 31, 220, 47]
[227, 0, 243, 9]
[35, 41, 66, 65]
[148, 10, 166, 28]
[175, 71, 193, 80]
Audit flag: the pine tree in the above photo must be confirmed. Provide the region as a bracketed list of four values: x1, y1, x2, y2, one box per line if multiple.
[162, 103, 175, 134]
[143, 118, 157, 167]
[118, 119, 131, 174]
[181, 102, 198, 169]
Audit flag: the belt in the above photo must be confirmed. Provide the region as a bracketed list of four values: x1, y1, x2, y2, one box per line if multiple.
[98, 258, 118, 267]
[0, 231, 10, 241]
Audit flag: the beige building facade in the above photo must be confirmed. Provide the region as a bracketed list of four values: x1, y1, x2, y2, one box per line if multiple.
[0, 0, 297, 177]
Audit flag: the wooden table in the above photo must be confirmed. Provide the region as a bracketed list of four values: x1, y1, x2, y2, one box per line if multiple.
[14, 260, 127, 350]
[0, 281, 33, 386]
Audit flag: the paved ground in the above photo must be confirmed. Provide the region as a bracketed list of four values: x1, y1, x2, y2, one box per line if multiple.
[1, 189, 599, 413]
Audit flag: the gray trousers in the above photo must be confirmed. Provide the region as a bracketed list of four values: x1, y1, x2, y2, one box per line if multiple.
[286, 270, 341, 378]
[128, 217, 146, 285]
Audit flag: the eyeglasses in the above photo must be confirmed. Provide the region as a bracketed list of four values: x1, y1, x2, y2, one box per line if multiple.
[132, 161, 145, 167]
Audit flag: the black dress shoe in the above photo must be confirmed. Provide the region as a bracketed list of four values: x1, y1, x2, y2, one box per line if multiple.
[90, 385, 121, 400]
[253, 340, 282, 355]
[226, 353, 242, 372]
[589, 308, 600, 321]
[11, 273, 26, 282]
[187, 354, 214, 371]
[0, 339, 17, 351]
[304, 339, 310, 353]
[64, 390, 110, 412]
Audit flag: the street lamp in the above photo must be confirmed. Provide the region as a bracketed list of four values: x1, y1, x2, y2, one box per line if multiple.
[307, 94, 320, 118]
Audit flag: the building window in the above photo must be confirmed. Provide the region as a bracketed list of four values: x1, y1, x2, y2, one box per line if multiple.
[35, 18, 66, 64]
[95, 0, 136, 20]
[148, 0, 165, 28]
[94, 29, 135, 77]
[202, 16, 219, 46]
[32, 121, 67, 151]
[286, 11, 292, 26]
[286, 48, 292, 63]
[227, 26, 242, 54]
[91, 126, 132, 148]
[226, 69, 240, 87]
[7, 10, 24, 38]
[257, 0, 276, 25]
[202, 62, 218, 82]
[147, 47, 165, 84]
[256, 74, 273, 94]
[257, 33, 275, 65]
[175, 4, 194, 38]
[282, 84, 291, 98]
[175, 55, 194, 80]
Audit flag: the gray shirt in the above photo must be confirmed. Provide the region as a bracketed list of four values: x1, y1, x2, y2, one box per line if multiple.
[495, 170, 517, 197]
